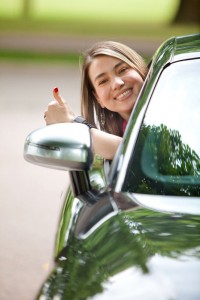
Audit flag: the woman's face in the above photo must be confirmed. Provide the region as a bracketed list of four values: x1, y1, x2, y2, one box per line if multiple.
[88, 55, 144, 120]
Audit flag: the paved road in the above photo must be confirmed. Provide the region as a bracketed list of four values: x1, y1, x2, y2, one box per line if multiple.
[0, 61, 81, 300]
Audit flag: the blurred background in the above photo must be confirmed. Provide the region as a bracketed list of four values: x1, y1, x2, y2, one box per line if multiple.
[0, 0, 199, 299]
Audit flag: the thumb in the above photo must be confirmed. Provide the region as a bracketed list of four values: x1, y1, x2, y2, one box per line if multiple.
[53, 87, 65, 106]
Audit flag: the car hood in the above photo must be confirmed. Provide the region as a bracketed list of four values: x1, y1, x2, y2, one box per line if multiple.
[37, 198, 200, 300]
[93, 254, 200, 300]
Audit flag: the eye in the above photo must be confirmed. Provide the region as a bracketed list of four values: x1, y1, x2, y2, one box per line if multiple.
[98, 79, 108, 86]
[119, 66, 128, 74]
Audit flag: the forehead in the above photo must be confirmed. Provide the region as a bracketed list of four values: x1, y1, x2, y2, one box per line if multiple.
[88, 55, 124, 80]
[91, 54, 122, 66]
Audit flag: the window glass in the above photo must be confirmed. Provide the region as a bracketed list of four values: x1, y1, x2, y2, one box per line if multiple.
[123, 59, 200, 196]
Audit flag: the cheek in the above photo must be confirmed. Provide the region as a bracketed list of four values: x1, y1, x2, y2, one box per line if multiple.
[128, 71, 143, 85]
[94, 88, 106, 108]
[95, 87, 108, 102]
[136, 78, 144, 89]
[97, 88, 111, 109]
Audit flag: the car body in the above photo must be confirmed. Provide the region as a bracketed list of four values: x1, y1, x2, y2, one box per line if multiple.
[24, 33, 200, 300]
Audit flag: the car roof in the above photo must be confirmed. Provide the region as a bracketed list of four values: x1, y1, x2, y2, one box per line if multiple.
[152, 33, 200, 70]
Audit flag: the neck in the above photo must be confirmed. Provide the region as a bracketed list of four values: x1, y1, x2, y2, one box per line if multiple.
[120, 112, 131, 121]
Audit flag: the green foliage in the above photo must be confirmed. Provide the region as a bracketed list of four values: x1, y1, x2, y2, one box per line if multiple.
[124, 124, 200, 196]
[0, 1, 199, 63]
[0, 0, 198, 39]
[0, 0, 180, 23]
[0, 50, 80, 64]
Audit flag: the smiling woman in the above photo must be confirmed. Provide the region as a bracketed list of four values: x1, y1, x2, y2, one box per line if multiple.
[0, 0, 180, 24]
[88, 56, 144, 121]
[42, 40, 148, 160]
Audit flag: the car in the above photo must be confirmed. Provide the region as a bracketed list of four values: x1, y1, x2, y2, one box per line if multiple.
[24, 33, 200, 300]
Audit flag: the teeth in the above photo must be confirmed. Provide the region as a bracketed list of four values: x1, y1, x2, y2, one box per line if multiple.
[117, 90, 130, 99]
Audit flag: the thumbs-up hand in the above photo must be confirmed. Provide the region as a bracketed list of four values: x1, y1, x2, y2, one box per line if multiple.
[52, 87, 65, 106]
[44, 87, 75, 125]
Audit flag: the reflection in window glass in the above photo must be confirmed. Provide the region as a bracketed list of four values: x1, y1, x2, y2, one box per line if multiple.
[123, 59, 200, 196]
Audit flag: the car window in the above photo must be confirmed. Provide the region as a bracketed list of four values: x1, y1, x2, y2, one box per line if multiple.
[123, 59, 200, 196]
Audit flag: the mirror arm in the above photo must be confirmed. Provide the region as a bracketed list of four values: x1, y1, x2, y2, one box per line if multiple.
[69, 170, 100, 205]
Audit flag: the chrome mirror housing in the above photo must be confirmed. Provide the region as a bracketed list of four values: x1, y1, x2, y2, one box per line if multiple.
[24, 123, 93, 171]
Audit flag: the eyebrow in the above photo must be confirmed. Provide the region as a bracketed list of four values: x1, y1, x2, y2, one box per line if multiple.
[94, 61, 124, 82]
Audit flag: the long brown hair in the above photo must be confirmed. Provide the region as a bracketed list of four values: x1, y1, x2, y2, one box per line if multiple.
[80, 41, 148, 136]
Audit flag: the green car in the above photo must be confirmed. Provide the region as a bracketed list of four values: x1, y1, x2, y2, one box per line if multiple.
[24, 33, 200, 300]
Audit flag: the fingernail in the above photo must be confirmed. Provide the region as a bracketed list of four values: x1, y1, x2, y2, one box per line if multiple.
[54, 87, 58, 93]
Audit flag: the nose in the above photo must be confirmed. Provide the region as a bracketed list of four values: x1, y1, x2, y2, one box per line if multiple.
[111, 76, 124, 90]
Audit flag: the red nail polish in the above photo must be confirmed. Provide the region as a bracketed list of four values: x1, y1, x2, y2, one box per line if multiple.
[54, 87, 58, 93]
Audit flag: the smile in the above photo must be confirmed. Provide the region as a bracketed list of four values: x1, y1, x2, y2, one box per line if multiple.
[115, 89, 132, 100]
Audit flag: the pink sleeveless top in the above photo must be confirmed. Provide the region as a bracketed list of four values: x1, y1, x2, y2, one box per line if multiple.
[122, 120, 128, 135]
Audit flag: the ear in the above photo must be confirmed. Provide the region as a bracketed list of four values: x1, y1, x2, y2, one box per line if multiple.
[93, 90, 105, 108]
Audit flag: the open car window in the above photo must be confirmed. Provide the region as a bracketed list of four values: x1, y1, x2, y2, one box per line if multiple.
[122, 59, 200, 196]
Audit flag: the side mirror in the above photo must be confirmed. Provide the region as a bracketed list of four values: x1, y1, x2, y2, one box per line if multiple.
[24, 123, 93, 171]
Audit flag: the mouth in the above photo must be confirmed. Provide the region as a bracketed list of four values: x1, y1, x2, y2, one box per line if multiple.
[115, 88, 133, 101]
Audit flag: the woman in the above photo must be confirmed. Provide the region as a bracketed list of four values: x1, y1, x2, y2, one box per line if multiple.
[44, 41, 148, 160]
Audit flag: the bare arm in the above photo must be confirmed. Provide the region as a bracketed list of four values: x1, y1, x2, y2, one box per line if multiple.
[44, 88, 122, 160]
[91, 128, 122, 160]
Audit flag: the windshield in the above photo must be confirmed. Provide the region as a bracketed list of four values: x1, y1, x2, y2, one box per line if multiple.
[123, 59, 200, 196]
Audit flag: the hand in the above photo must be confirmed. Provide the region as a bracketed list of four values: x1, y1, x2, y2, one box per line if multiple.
[44, 87, 75, 125]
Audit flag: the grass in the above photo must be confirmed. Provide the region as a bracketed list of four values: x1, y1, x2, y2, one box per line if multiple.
[0, 0, 179, 23]
[1, 0, 198, 39]
[0, 50, 80, 64]
[0, 0, 186, 38]
[0, 0, 199, 63]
